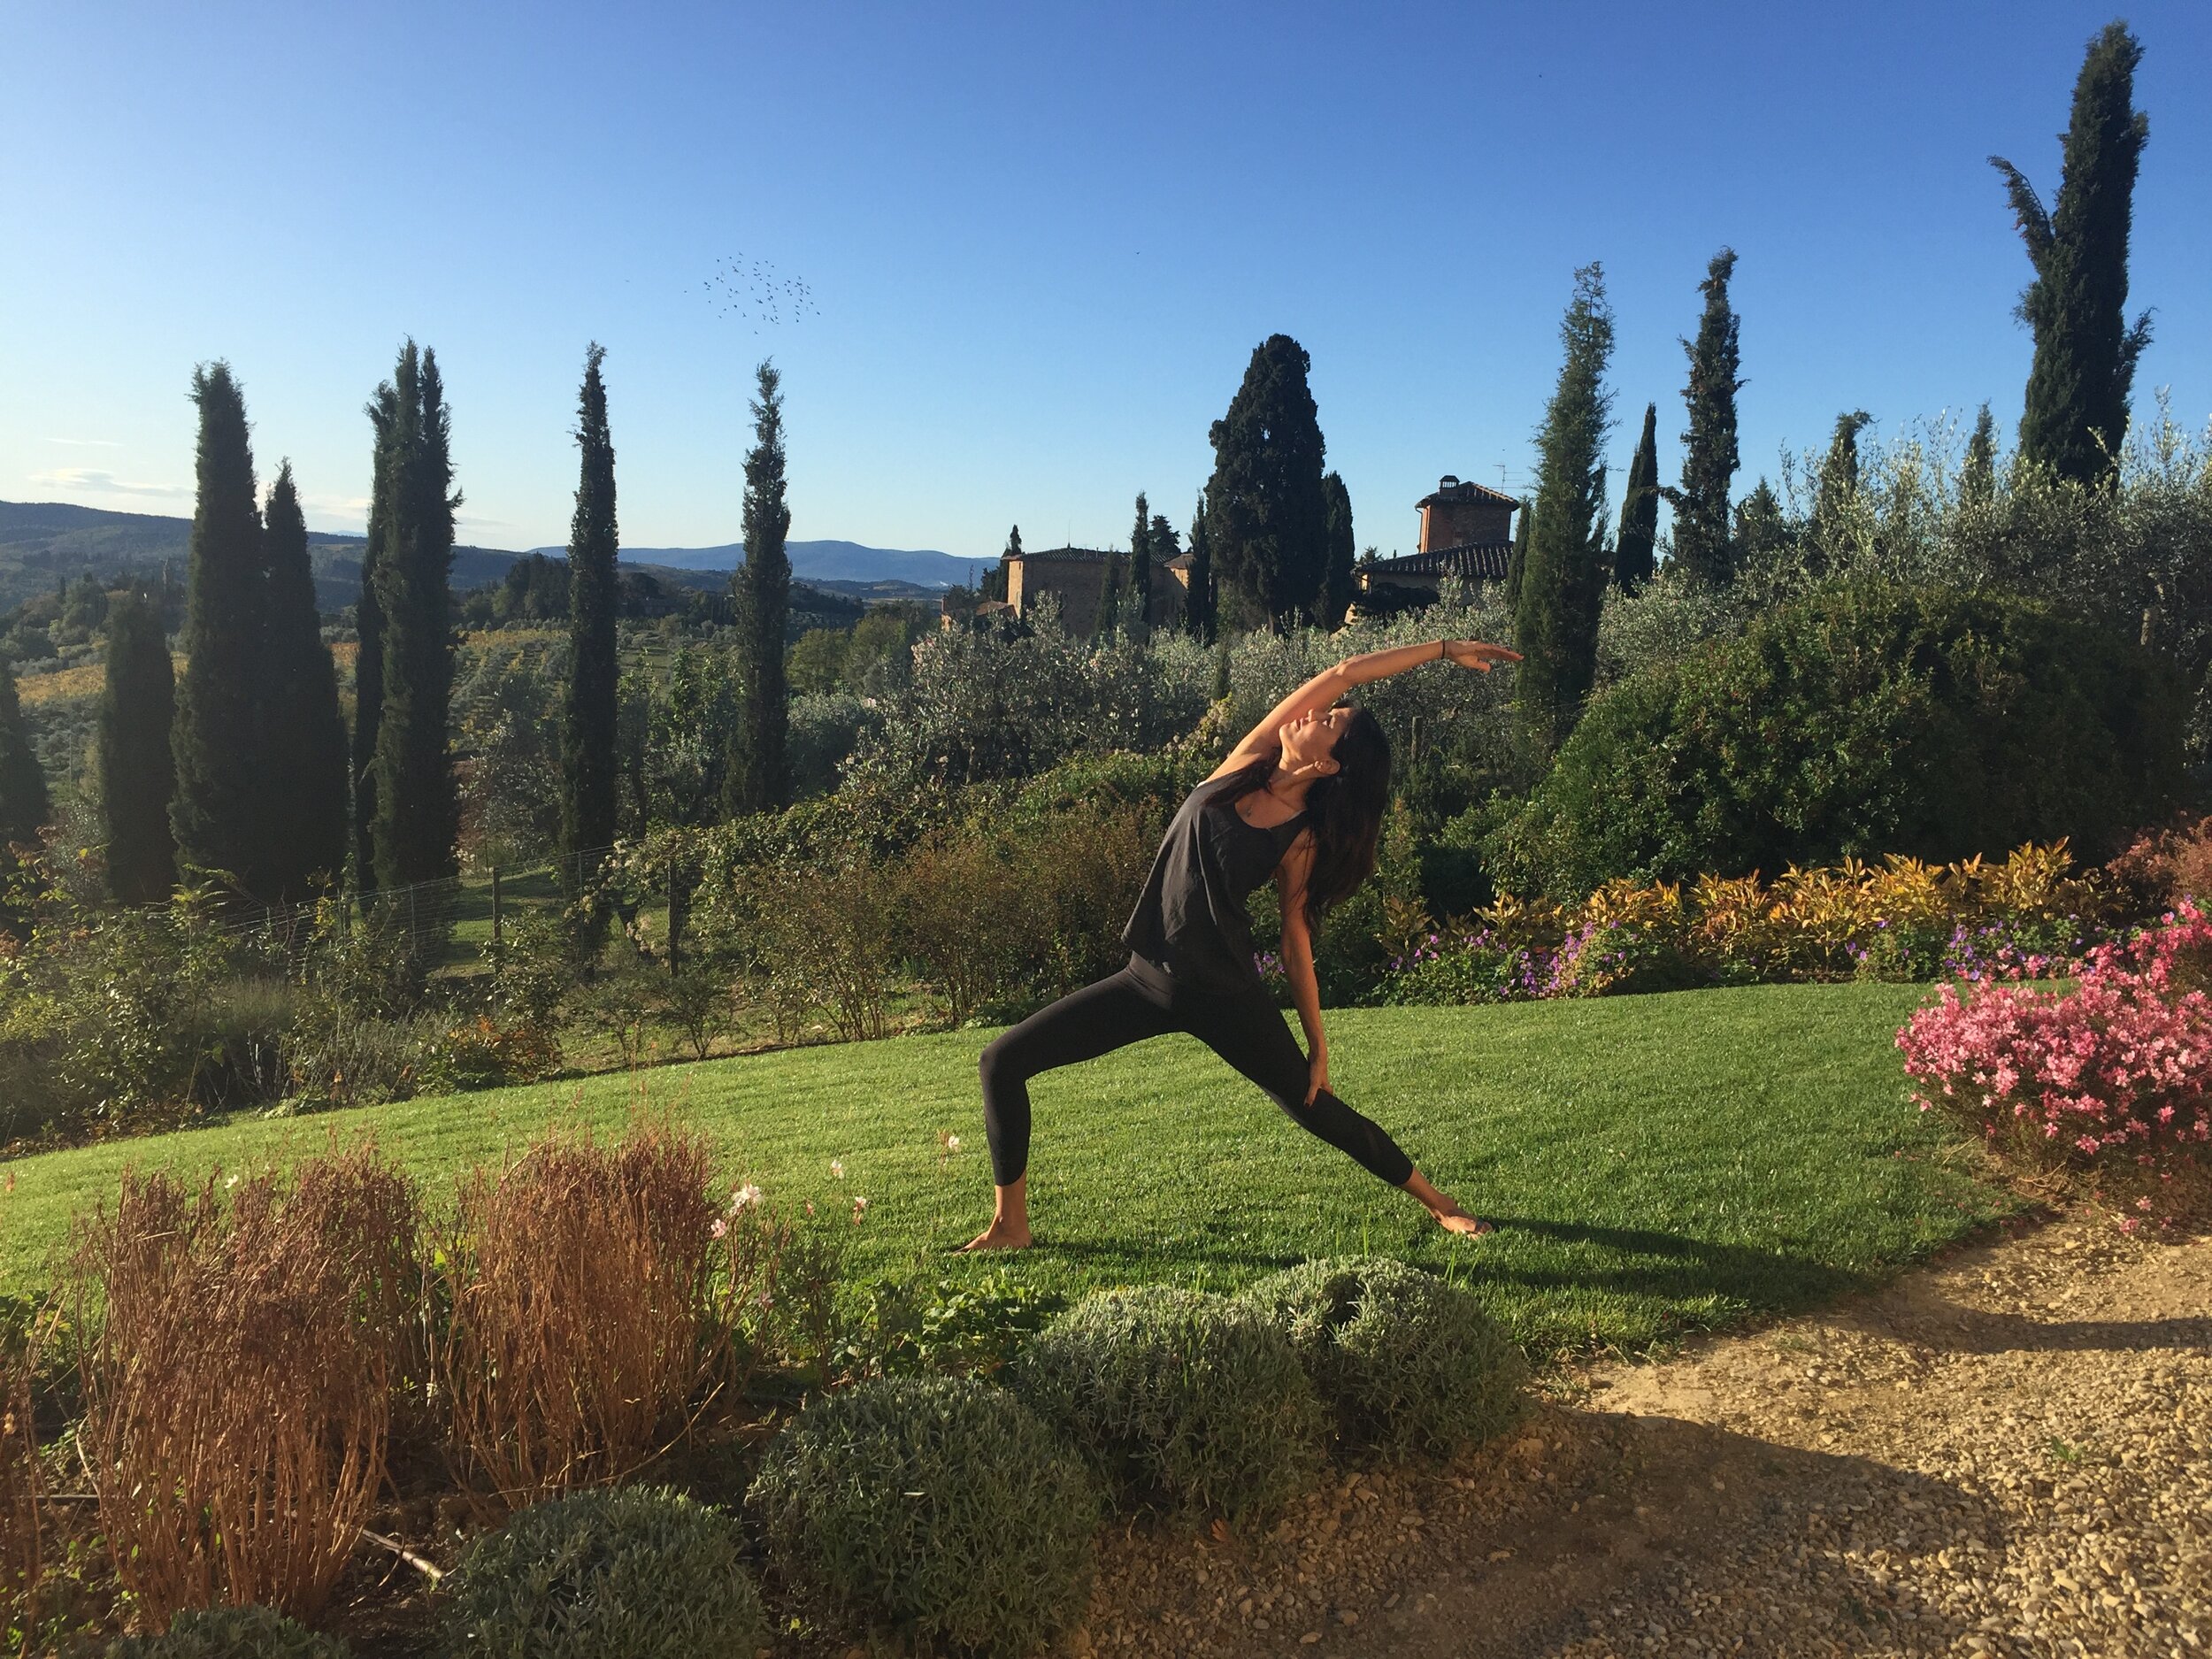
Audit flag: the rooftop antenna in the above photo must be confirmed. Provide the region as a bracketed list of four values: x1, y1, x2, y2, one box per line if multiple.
[1495, 465, 1508, 490]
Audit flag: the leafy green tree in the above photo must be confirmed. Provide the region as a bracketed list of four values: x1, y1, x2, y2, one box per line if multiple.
[1513, 264, 1617, 752]
[1319, 472, 1355, 629]
[0, 652, 49, 853]
[371, 342, 461, 891]
[725, 360, 793, 817]
[1991, 21, 2150, 488]
[1614, 402, 1660, 592]
[1128, 493, 1153, 633]
[1671, 249, 1743, 585]
[170, 361, 265, 895]
[352, 381, 397, 895]
[1204, 334, 1329, 631]
[259, 463, 348, 900]
[1184, 493, 1215, 642]
[97, 590, 176, 903]
[561, 343, 620, 900]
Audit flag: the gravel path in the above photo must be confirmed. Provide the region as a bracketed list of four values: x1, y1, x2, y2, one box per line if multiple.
[1075, 1206, 2212, 1658]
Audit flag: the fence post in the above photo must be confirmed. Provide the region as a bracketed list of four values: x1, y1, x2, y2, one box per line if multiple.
[491, 865, 503, 949]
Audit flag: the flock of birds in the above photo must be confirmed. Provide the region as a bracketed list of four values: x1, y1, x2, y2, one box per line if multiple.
[702, 255, 819, 333]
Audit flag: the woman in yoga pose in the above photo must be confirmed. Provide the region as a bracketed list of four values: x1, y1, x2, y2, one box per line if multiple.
[964, 636, 1518, 1252]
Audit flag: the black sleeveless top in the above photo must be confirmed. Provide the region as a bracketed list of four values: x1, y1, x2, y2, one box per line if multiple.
[1122, 777, 1308, 995]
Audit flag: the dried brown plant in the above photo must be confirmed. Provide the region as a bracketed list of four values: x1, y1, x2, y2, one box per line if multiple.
[72, 1145, 420, 1630]
[1, 1310, 44, 1642]
[436, 1117, 728, 1505]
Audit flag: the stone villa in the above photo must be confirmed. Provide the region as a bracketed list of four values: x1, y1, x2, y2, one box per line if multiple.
[987, 544, 1194, 635]
[1356, 476, 1520, 604]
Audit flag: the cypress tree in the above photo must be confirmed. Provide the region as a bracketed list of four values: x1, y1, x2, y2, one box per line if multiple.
[1203, 334, 1330, 631]
[170, 361, 265, 895]
[0, 653, 49, 853]
[725, 359, 792, 817]
[1127, 492, 1153, 633]
[352, 382, 396, 895]
[1733, 479, 1792, 566]
[1811, 410, 1873, 564]
[1092, 549, 1121, 642]
[1991, 22, 2150, 488]
[259, 464, 348, 900]
[1504, 495, 1532, 611]
[1962, 403, 1999, 504]
[560, 343, 619, 896]
[1672, 249, 1744, 586]
[371, 342, 460, 891]
[1319, 472, 1356, 629]
[97, 590, 176, 903]
[1614, 402, 1661, 592]
[1514, 264, 1617, 753]
[1184, 492, 1216, 642]
[984, 525, 1018, 602]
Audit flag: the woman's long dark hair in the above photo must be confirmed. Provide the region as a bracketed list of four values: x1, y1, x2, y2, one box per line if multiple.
[1205, 704, 1392, 932]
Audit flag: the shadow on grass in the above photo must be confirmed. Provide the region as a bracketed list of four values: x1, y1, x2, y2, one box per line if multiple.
[1457, 1216, 1876, 1307]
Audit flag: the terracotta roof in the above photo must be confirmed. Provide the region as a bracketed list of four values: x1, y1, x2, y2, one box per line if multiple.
[1005, 545, 1111, 563]
[1415, 480, 1521, 511]
[1363, 541, 1513, 582]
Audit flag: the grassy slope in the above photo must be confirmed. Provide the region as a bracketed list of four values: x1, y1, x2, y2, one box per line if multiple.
[0, 982, 2009, 1358]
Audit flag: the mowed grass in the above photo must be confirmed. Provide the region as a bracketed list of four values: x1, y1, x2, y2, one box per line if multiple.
[0, 981, 2012, 1359]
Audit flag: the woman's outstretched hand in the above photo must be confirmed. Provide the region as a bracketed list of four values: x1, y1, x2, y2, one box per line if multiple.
[1442, 640, 1522, 672]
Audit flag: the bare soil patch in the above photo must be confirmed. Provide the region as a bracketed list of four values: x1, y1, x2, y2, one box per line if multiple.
[1075, 1205, 2212, 1658]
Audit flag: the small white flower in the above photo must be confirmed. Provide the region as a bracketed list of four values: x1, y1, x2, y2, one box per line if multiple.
[225, 1175, 240, 1189]
[829, 1160, 845, 1179]
[850, 1195, 870, 1222]
[945, 1134, 961, 1153]
[710, 1217, 728, 1240]
[730, 1182, 763, 1212]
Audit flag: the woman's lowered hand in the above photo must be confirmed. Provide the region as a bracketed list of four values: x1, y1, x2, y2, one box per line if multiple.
[1442, 640, 1521, 672]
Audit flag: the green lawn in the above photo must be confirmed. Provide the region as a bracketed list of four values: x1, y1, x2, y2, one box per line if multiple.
[0, 981, 2012, 1360]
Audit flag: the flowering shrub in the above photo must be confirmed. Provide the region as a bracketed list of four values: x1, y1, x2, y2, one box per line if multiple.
[1897, 903, 2212, 1228]
[1383, 844, 2111, 1006]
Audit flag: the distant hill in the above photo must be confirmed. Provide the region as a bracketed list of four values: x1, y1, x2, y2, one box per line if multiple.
[537, 538, 994, 591]
[0, 502, 968, 614]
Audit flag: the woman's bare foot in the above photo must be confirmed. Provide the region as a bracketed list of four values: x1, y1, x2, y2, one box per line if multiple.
[1402, 1168, 1495, 1237]
[960, 1218, 1032, 1252]
[961, 1178, 1032, 1251]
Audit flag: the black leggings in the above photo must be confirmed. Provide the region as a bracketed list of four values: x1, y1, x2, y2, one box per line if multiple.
[978, 961, 1417, 1189]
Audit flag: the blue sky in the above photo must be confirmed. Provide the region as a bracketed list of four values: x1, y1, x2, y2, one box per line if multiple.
[4, 2, 2207, 564]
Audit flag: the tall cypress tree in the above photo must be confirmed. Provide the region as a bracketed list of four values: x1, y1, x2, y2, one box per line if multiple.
[371, 342, 460, 891]
[0, 653, 49, 854]
[1614, 402, 1661, 592]
[1733, 479, 1792, 566]
[560, 343, 619, 894]
[1203, 334, 1330, 632]
[1504, 495, 1532, 612]
[1318, 472, 1355, 629]
[1127, 492, 1153, 634]
[259, 463, 348, 900]
[725, 359, 792, 817]
[1991, 22, 2150, 487]
[98, 590, 176, 903]
[1184, 492, 1216, 642]
[1811, 410, 1873, 562]
[1671, 249, 1743, 586]
[1514, 264, 1616, 753]
[170, 361, 265, 895]
[1962, 403, 1999, 504]
[352, 382, 397, 895]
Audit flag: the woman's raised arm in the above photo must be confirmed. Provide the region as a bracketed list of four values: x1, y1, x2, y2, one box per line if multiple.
[1205, 637, 1519, 780]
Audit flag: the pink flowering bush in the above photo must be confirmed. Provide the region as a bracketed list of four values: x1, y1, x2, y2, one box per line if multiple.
[1897, 903, 2212, 1230]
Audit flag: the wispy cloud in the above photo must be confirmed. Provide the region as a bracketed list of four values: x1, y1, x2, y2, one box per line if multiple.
[27, 467, 190, 500]
[44, 436, 124, 449]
